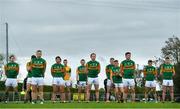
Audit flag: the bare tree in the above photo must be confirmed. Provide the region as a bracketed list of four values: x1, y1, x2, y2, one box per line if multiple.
[161, 36, 180, 63]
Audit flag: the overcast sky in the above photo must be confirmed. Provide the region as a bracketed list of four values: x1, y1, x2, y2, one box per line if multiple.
[0, 0, 180, 87]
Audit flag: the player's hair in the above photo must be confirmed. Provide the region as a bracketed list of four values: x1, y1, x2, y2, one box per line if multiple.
[63, 59, 67, 61]
[36, 50, 42, 53]
[81, 59, 85, 62]
[165, 57, 170, 59]
[31, 55, 36, 59]
[55, 56, 61, 60]
[90, 53, 96, 57]
[110, 58, 114, 60]
[148, 60, 153, 63]
[114, 60, 118, 62]
[9, 55, 15, 59]
[125, 52, 131, 56]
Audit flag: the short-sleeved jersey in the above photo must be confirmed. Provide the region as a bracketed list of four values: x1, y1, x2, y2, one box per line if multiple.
[110, 66, 122, 83]
[64, 66, 71, 80]
[120, 59, 135, 79]
[51, 63, 65, 78]
[4, 62, 19, 78]
[86, 60, 100, 78]
[26, 62, 32, 78]
[143, 66, 157, 81]
[31, 58, 46, 77]
[77, 65, 87, 81]
[160, 64, 175, 80]
[106, 64, 114, 80]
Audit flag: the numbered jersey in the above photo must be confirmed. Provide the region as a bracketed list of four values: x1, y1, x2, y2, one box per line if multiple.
[106, 64, 114, 80]
[86, 60, 100, 78]
[4, 62, 19, 78]
[77, 65, 87, 81]
[143, 66, 157, 81]
[111, 66, 122, 83]
[51, 63, 65, 78]
[120, 59, 135, 79]
[31, 58, 46, 77]
[160, 64, 175, 80]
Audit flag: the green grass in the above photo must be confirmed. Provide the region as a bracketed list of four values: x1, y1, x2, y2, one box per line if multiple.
[0, 101, 180, 108]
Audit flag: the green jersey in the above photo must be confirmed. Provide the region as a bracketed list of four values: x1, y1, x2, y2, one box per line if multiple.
[26, 62, 32, 78]
[51, 63, 65, 77]
[111, 66, 122, 83]
[120, 59, 135, 79]
[160, 64, 175, 80]
[77, 65, 87, 81]
[106, 64, 114, 80]
[31, 58, 46, 77]
[4, 62, 19, 78]
[86, 60, 100, 78]
[143, 66, 157, 81]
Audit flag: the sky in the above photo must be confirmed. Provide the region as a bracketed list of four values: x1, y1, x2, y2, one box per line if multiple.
[0, 0, 180, 88]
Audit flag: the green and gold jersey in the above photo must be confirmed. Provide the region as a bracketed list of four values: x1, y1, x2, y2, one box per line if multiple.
[86, 60, 100, 78]
[160, 64, 175, 80]
[120, 59, 135, 79]
[64, 66, 71, 80]
[31, 58, 46, 77]
[4, 62, 19, 78]
[143, 66, 157, 81]
[51, 63, 65, 78]
[26, 62, 32, 78]
[77, 65, 87, 81]
[106, 64, 114, 80]
[110, 66, 122, 83]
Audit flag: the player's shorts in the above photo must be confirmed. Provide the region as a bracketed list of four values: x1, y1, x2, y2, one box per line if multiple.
[78, 81, 87, 87]
[52, 77, 64, 86]
[145, 81, 156, 88]
[114, 83, 123, 88]
[31, 77, 44, 86]
[27, 78, 32, 84]
[5, 78, 18, 88]
[123, 78, 135, 87]
[65, 80, 71, 87]
[107, 79, 112, 87]
[162, 80, 174, 86]
[87, 77, 99, 85]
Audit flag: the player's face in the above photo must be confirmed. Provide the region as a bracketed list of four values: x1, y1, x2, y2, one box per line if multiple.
[148, 62, 152, 66]
[36, 52, 42, 58]
[165, 58, 170, 64]
[10, 56, 15, 62]
[91, 54, 96, 60]
[110, 59, 114, 65]
[81, 60, 85, 65]
[125, 54, 131, 60]
[63, 60, 67, 65]
[56, 58, 61, 63]
[114, 62, 119, 66]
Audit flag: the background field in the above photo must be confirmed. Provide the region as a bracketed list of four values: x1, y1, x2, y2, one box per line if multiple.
[0, 102, 180, 108]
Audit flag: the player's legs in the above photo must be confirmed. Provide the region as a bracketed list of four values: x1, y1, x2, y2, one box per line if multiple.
[78, 85, 82, 102]
[24, 83, 31, 102]
[123, 86, 128, 103]
[86, 84, 92, 102]
[52, 84, 57, 102]
[170, 86, 174, 102]
[31, 85, 37, 103]
[66, 85, 71, 102]
[13, 86, 19, 102]
[38, 85, 44, 103]
[4, 86, 10, 102]
[152, 87, 157, 103]
[94, 84, 99, 102]
[119, 86, 124, 102]
[130, 86, 135, 102]
[144, 87, 150, 102]
[115, 86, 119, 102]
[162, 86, 166, 102]
[59, 85, 65, 102]
[106, 80, 111, 102]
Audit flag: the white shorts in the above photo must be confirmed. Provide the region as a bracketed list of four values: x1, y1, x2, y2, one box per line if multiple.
[87, 77, 99, 85]
[31, 77, 44, 86]
[52, 77, 64, 86]
[163, 80, 174, 86]
[65, 80, 71, 87]
[27, 78, 32, 84]
[78, 81, 87, 87]
[107, 79, 112, 87]
[123, 79, 135, 87]
[114, 83, 123, 88]
[5, 78, 18, 88]
[145, 81, 156, 88]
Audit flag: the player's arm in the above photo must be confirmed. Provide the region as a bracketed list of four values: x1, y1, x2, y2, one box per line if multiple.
[97, 63, 101, 74]
[76, 68, 79, 81]
[110, 70, 113, 82]
[120, 63, 124, 75]
[143, 67, 146, 78]
[17, 64, 19, 74]
[51, 65, 54, 77]
[160, 65, 163, 76]
[155, 68, 158, 79]
[86, 63, 89, 72]
[4, 65, 7, 75]
[105, 66, 108, 74]
[172, 66, 176, 76]
[43, 61, 47, 77]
